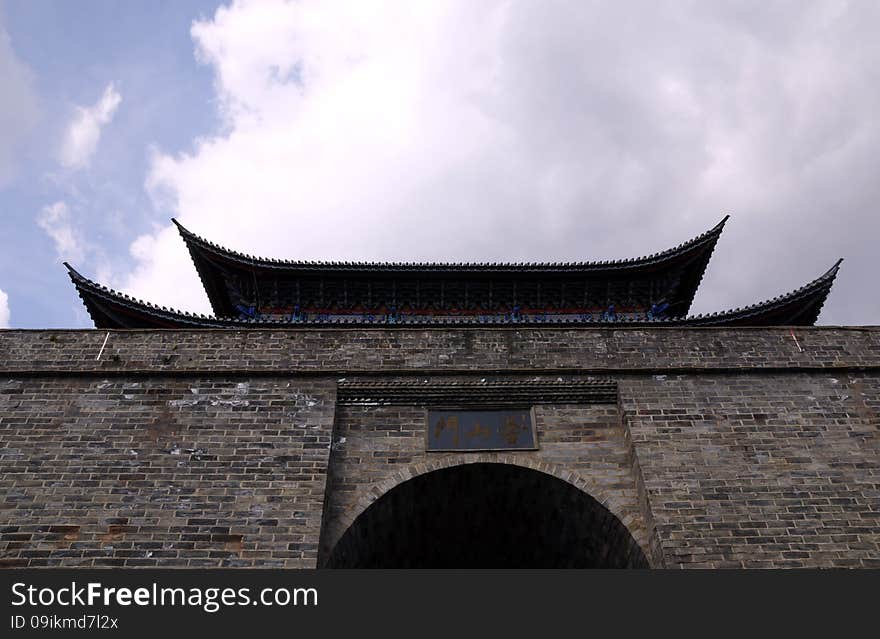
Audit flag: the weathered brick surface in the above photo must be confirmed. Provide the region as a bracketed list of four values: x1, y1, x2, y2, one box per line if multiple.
[620, 373, 880, 568]
[0, 375, 334, 567]
[1, 327, 878, 375]
[0, 327, 878, 568]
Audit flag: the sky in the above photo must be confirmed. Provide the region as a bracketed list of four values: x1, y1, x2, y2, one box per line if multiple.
[0, 0, 878, 329]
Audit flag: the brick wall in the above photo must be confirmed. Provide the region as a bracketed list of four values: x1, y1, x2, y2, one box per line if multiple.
[2, 327, 878, 374]
[0, 327, 878, 568]
[0, 375, 334, 567]
[620, 373, 880, 568]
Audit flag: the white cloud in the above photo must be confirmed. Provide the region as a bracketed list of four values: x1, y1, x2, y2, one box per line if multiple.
[0, 289, 10, 328]
[58, 83, 122, 170]
[121, 0, 880, 324]
[36, 200, 87, 263]
[0, 24, 38, 187]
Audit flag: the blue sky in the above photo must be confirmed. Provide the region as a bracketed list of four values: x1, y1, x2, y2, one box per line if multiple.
[1, 1, 879, 328]
[0, 0, 219, 327]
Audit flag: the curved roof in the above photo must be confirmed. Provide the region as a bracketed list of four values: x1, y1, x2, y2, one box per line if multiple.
[65, 258, 840, 329]
[172, 216, 729, 273]
[673, 259, 841, 327]
[174, 216, 729, 317]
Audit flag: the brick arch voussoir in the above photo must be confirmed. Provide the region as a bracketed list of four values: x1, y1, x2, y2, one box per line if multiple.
[328, 454, 647, 563]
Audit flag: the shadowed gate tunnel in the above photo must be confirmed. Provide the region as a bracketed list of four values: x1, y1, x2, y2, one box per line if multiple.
[324, 463, 649, 568]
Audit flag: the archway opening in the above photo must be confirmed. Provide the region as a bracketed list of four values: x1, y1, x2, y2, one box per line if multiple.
[325, 463, 649, 568]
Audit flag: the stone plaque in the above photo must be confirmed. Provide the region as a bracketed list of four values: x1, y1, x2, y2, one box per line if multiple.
[426, 409, 538, 451]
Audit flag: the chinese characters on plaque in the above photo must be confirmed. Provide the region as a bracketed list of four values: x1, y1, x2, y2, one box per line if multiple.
[426, 409, 537, 451]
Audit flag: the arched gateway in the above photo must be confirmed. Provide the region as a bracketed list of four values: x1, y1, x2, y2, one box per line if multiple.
[324, 463, 649, 568]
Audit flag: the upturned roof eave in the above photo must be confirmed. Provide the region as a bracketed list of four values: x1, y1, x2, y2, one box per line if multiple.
[65, 258, 841, 330]
[681, 259, 841, 327]
[172, 215, 729, 274]
[173, 215, 730, 317]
